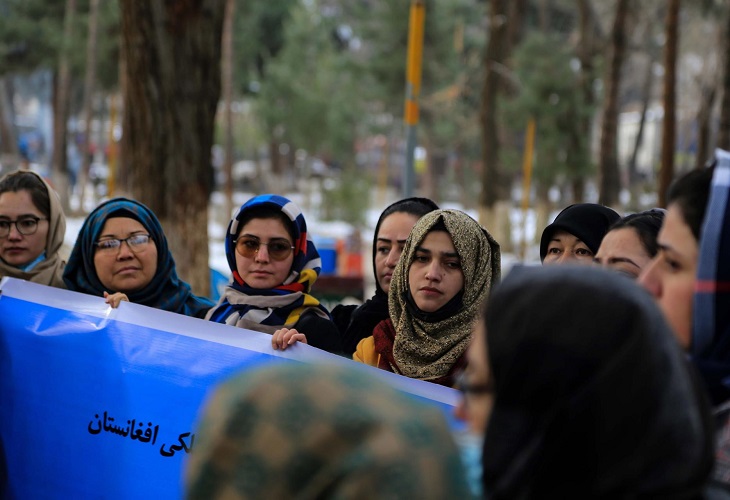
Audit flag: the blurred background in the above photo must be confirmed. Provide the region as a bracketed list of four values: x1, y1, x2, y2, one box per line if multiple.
[0, 0, 724, 300]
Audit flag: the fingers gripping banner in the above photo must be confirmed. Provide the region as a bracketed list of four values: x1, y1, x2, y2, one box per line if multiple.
[0, 278, 460, 499]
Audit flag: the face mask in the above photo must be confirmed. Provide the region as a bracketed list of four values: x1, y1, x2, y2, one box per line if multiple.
[453, 428, 484, 498]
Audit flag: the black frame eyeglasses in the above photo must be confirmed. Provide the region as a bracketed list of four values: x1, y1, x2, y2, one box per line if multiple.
[0, 216, 48, 238]
[455, 371, 494, 397]
[234, 237, 294, 261]
[95, 234, 152, 252]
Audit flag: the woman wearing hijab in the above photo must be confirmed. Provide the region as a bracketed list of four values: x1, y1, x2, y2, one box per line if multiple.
[465, 265, 715, 498]
[185, 363, 471, 499]
[354, 209, 500, 386]
[63, 198, 213, 317]
[0, 169, 66, 288]
[332, 197, 439, 355]
[696, 153, 730, 493]
[540, 202, 620, 265]
[206, 194, 341, 354]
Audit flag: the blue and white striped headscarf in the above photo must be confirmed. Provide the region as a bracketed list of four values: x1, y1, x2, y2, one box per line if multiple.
[693, 150, 730, 405]
[63, 198, 214, 318]
[206, 194, 331, 329]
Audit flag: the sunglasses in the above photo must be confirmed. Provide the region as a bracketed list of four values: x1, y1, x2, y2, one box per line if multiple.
[234, 237, 294, 261]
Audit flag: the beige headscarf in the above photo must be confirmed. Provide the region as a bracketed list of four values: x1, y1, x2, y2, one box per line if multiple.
[389, 209, 500, 380]
[0, 170, 66, 288]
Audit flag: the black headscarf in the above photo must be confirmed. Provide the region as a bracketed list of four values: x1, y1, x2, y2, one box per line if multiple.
[539, 203, 620, 261]
[338, 197, 438, 354]
[482, 265, 714, 499]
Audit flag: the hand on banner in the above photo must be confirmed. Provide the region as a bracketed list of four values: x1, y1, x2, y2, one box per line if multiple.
[104, 291, 130, 308]
[271, 328, 307, 350]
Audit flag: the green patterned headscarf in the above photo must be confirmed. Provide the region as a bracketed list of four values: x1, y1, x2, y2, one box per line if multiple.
[389, 209, 501, 380]
[186, 364, 471, 500]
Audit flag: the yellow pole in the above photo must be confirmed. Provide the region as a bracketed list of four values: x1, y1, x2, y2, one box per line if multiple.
[403, 0, 425, 197]
[520, 118, 536, 261]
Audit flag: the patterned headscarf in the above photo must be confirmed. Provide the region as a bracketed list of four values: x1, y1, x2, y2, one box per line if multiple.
[63, 198, 213, 317]
[482, 265, 714, 498]
[205, 194, 330, 331]
[383, 209, 500, 381]
[0, 170, 66, 288]
[693, 150, 730, 405]
[185, 363, 471, 500]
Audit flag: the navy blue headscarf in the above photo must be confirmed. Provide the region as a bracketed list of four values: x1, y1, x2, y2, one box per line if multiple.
[63, 198, 214, 318]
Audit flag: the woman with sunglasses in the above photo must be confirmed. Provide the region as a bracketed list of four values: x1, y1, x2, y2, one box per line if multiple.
[0, 169, 67, 288]
[206, 194, 341, 354]
[63, 198, 214, 317]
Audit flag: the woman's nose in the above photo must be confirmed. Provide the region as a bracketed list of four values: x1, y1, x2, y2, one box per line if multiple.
[638, 256, 661, 298]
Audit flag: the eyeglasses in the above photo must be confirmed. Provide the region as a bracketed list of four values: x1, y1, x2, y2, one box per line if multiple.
[95, 234, 152, 252]
[0, 216, 48, 238]
[234, 237, 294, 261]
[455, 372, 494, 397]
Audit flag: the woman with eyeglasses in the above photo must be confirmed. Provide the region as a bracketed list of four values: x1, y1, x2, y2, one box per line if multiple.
[205, 194, 342, 354]
[0, 169, 67, 288]
[63, 198, 213, 317]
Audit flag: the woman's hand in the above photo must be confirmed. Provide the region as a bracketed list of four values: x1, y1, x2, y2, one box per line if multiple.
[104, 291, 129, 309]
[272, 328, 308, 350]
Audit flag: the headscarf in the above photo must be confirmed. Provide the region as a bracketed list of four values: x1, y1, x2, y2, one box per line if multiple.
[377, 209, 500, 382]
[63, 198, 213, 317]
[185, 363, 471, 500]
[0, 170, 66, 288]
[205, 194, 330, 332]
[539, 203, 620, 261]
[482, 265, 714, 499]
[340, 197, 439, 354]
[693, 150, 730, 406]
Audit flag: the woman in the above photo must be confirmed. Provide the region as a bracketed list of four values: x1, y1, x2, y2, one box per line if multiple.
[63, 198, 213, 317]
[540, 202, 620, 265]
[639, 167, 713, 355]
[465, 265, 714, 498]
[594, 208, 665, 279]
[0, 169, 66, 288]
[206, 194, 341, 354]
[332, 197, 439, 355]
[353, 209, 500, 386]
[185, 363, 471, 499]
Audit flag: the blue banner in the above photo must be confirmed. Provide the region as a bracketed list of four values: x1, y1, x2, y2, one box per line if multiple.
[0, 278, 460, 499]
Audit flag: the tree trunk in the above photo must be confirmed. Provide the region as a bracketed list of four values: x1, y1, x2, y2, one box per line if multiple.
[479, 0, 509, 214]
[78, 0, 101, 208]
[598, 0, 629, 207]
[658, 0, 680, 207]
[628, 54, 655, 183]
[575, 0, 601, 201]
[119, 0, 225, 297]
[222, 0, 235, 220]
[0, 78, 19, 158]
[695, 83, 716, 170]
[51, 0, 77, 209]
[717, 7, 730, 151]
[507, 0, 528, 58]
